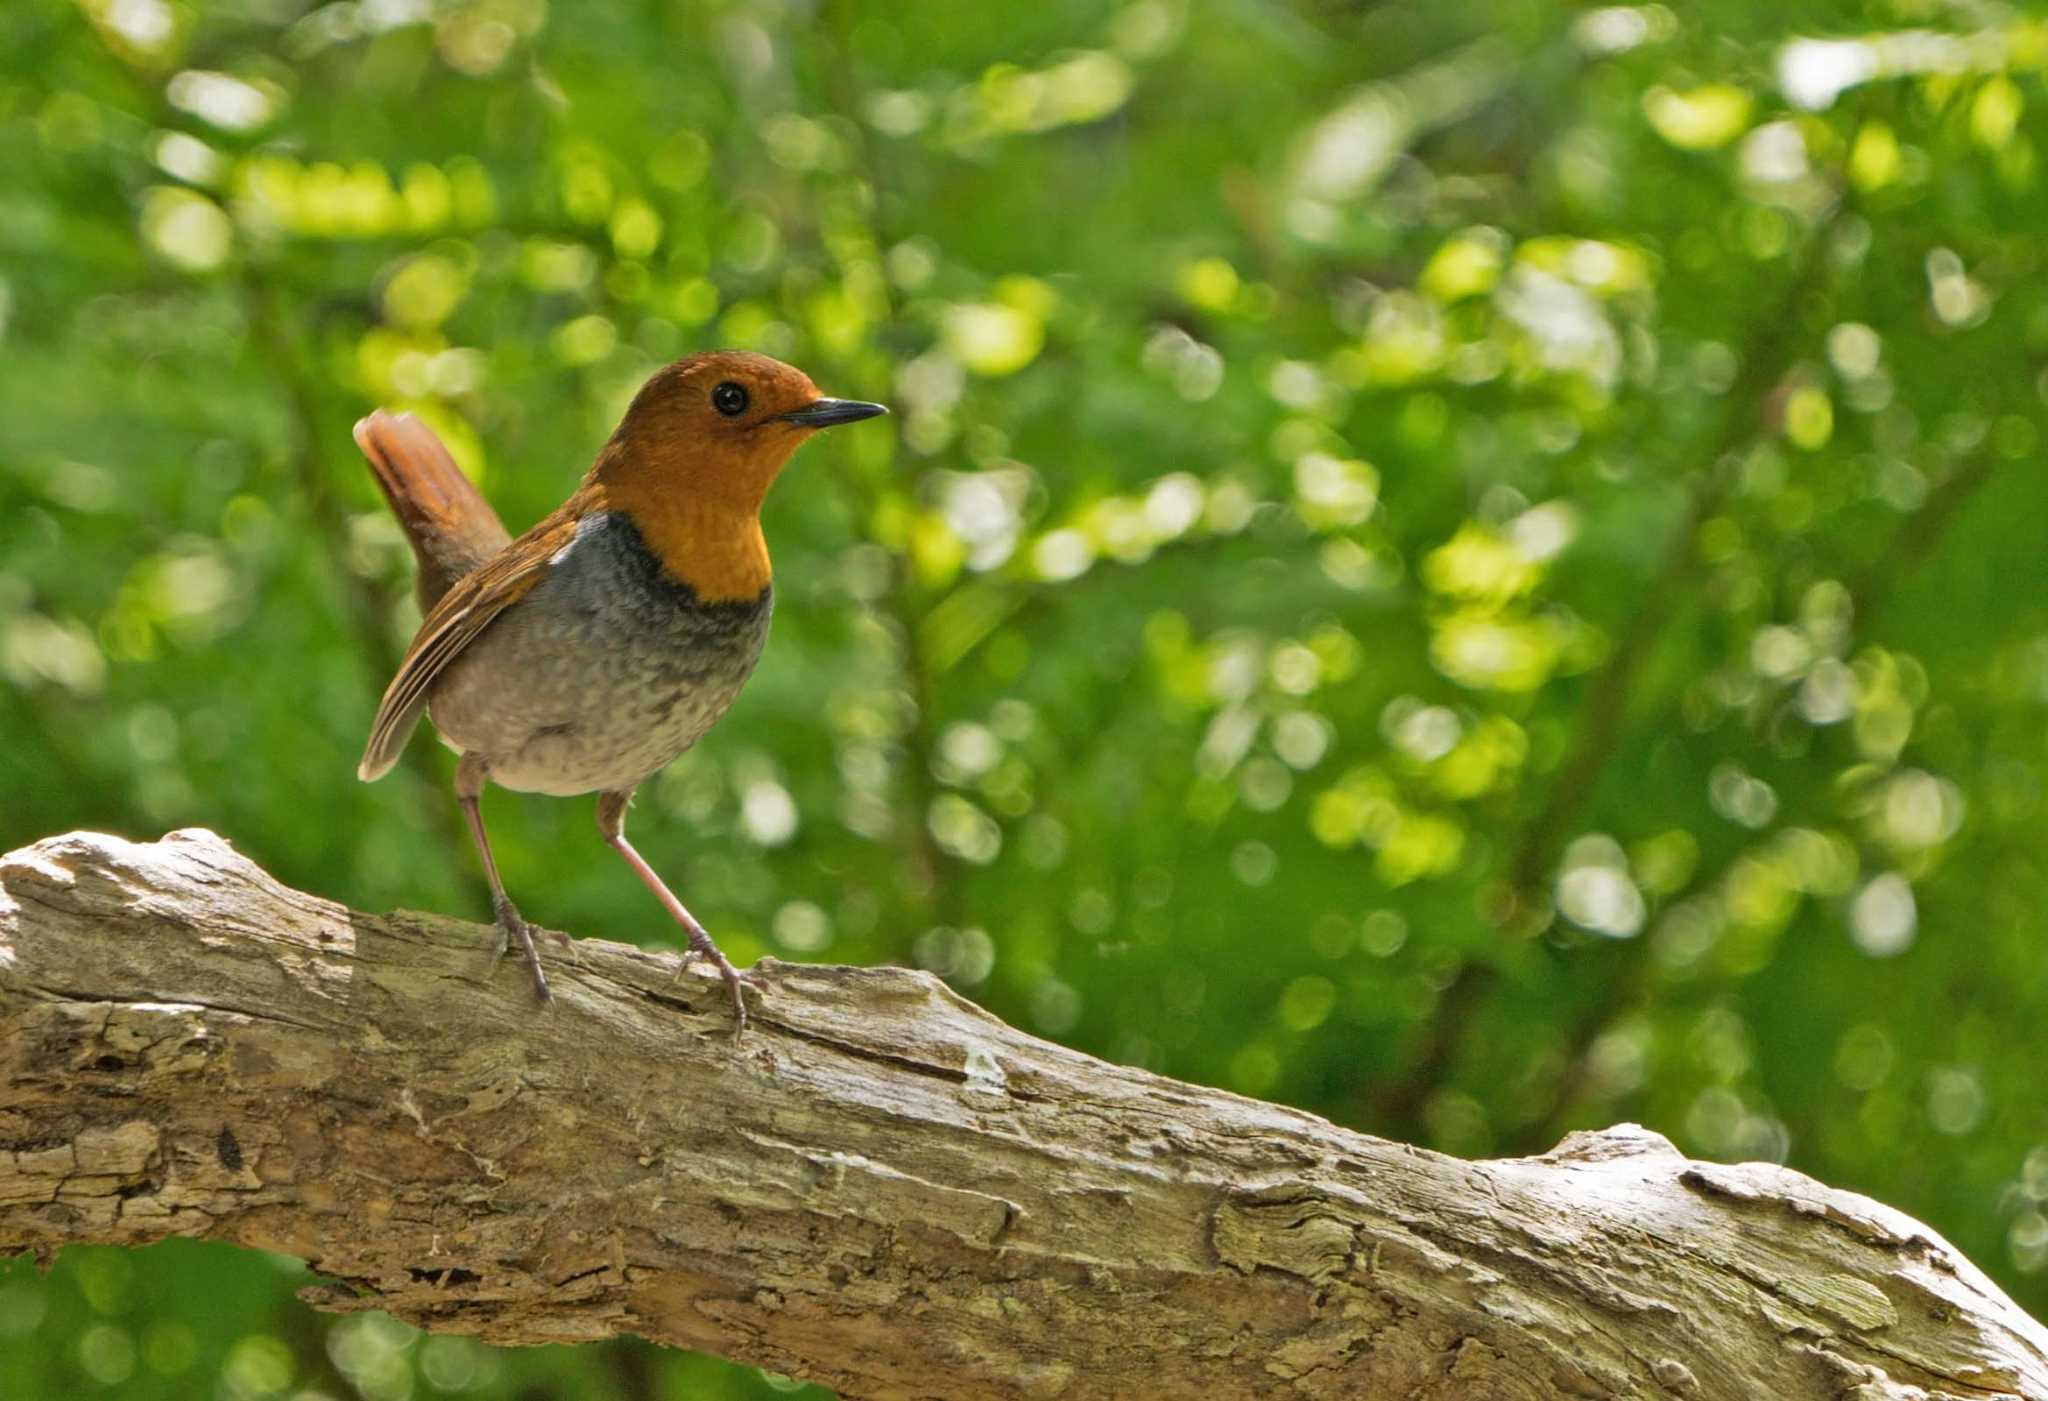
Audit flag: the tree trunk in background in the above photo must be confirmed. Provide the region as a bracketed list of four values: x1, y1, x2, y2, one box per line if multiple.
[2, 829, 2043, 1400]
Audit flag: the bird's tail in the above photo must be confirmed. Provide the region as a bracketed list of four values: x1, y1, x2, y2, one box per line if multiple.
[354, 410, 511, 613]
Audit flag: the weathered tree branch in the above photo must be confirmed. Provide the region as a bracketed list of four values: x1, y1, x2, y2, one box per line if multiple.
[2, 830, 2043, 1400]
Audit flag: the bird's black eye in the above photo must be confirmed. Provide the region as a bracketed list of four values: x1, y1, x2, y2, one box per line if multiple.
[712, 381, 749, 417]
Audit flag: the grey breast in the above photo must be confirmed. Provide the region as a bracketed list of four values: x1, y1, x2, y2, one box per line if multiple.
[428, 510, 773, 797]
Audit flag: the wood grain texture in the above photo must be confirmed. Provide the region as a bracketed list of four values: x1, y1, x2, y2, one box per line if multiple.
[2, 828, 2043, 1400]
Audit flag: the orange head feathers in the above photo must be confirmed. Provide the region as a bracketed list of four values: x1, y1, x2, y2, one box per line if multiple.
[584, 351, 886, 602]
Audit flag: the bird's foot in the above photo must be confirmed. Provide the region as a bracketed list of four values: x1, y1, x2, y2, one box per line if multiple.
[485, 894, 551, 1003]
[670, 929, 754, 1034]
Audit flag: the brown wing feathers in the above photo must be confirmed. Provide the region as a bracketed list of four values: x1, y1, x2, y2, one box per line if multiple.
[355, 521, 570, 781]
[354, 412, 567, 781]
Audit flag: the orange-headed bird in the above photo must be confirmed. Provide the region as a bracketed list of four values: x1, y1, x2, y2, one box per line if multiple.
[356, 352, 886, 1022]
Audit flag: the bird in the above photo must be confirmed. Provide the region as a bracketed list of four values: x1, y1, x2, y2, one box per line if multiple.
[354, 350, 887, 1023]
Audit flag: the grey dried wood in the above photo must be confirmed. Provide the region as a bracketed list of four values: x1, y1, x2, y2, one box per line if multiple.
[2, 828, 2043, 1399]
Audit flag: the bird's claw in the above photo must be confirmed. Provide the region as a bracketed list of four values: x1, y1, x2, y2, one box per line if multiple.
[483, 895, 551, 1003]
[670, 941, 755, 1035]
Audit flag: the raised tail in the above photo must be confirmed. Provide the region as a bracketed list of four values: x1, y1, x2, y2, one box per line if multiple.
[354, 410, 512, 613]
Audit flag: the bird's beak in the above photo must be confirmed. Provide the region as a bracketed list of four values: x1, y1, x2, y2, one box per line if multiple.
[775, 397, 890, 429]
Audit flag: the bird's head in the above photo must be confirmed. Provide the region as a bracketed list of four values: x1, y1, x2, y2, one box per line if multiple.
[589, 350, 887, 601]
[606, 350, 888, 512]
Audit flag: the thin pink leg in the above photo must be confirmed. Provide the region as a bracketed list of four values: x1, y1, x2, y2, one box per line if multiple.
[457, 753, 550, 1002]
[597, 790, 749, 1029]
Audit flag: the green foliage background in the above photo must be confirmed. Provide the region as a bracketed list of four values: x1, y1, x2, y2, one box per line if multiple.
[4, 0, 2047, 1395]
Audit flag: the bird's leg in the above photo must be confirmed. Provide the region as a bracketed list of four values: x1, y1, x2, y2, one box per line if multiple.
[456, 753, 551, 1002]
[596, 789, 749, 1030]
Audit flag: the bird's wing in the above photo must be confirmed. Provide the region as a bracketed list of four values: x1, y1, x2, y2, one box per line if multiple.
[357, 512, 577, 781]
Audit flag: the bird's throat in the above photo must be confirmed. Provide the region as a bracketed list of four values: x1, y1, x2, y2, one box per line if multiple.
[625, 495, 769, 603]
[584, 468, 770, 603]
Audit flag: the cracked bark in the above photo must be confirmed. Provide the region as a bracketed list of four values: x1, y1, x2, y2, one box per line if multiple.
[2, 830, 2044, 1401]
